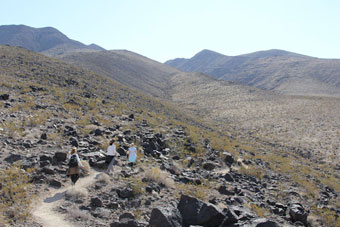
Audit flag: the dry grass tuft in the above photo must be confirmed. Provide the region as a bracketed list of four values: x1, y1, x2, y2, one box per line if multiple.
[67, 205, 91, 221]
[144, 167, 174, 188]
[65, 188, 88, 201]
[96, 173, 111, 184]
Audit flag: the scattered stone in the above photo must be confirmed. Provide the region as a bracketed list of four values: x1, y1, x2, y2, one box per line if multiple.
[49, 179, 62, 188]
[40, 133, 47, 140]
[119, 212, 135, 221]
[223, 152, 234, 166]
[41, 167, 55, 175]
[69, 137, 79, 147]
[218, 185, 234, 196]
[0, 94, 9, 100]
[91, 197, 103, 207]
[4, 154, 22, 163]
[149, 206, 183, 227]
[54, 152, 67, 162]
[203, 162, 216, 171]
[40, 155, 53, 162]
[110, 219, 140, 227]
[118, 187, 134, 199]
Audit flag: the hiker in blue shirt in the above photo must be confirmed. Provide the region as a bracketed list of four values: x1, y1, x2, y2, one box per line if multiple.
[127, 143, 137, 168]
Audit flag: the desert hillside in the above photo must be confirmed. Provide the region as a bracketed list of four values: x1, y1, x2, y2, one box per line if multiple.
[166, 49, 340, 97]
[1, 46, 339, 226]
[0, 25, 104, 57]
[60, 50, 179, 98]
[60, 48, 340, 165]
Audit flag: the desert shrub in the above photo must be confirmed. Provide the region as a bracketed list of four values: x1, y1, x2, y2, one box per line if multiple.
[176, 183, 209, 201]
[0, 163, 34, 225]
[65, 188, 88, 201]
[144, 167, 174, 188]
[96, 173, 110, 184]
[312, 207, 340, 227]
[239, 165, 264, 180]
[248, 203, 267, 218]
[67, 205, 91, 221]
[130, 177, 146, 196]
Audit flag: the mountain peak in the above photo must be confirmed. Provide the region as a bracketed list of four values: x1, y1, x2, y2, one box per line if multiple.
[0, 24, 105, 56]
[194, 49, 226, 58]
[241, 49, 306, 58]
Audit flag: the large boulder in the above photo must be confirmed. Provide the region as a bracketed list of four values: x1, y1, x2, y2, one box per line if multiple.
[53, 152, 67, 162]
[288, 203, 308, 226]
[223, 152, 235, 166]
[149, 206, 183, 227]
[177, 195, 225, 227]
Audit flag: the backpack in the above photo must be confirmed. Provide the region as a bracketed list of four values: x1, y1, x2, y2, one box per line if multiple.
[69, 155, 78, 167]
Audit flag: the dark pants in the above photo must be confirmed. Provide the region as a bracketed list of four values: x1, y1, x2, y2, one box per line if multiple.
[71, 174, 79, 184]
[106, 155, 116, 173]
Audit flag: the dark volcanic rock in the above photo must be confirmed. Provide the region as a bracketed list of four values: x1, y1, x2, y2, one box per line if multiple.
[40, 155, 53, 162]
[149, 206, 183, 227]
[40, 133, 47, 140]
[53, 152, 67, 162]
[4, 154, 22, 163]
[110, 219, 140, 227]
[0, 94, 9, 100]
[64, 125, 77, 137]
[223, 152, 235, 166]
[118, 187, 134, 199]
[69, 137, 79, 147]
[49, 179, 62, 188]
[288, 203, 308, 226]
[41, 167, 55, 175]
[90, 197, 103, 207]
[223, 173, 234, 182]
[177, 195, 225, 227]
[119, 212, 135, 221]
[218, 185, 234, 196]
[203, 162, 216, 171]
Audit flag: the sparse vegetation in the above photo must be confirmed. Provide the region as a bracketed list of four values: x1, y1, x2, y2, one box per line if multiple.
[0, 163, 34, 225]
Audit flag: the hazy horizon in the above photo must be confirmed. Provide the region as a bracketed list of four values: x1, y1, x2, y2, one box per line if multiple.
[1, 0, 340, 62]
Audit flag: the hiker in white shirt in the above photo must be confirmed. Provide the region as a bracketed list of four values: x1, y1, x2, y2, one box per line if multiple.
[106, 139, 117, 173]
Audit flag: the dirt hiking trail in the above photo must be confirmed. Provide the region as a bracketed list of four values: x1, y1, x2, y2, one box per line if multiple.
[32, 170, 100, 227]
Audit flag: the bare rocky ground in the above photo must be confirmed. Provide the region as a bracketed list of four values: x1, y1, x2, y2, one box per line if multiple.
[1, 46, 339, 226]
[0, 97, 334, 226]
[169, 72, 340, 164]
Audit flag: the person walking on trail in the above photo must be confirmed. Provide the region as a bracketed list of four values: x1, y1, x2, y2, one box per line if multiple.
[66, 147, 84, 185]
[106, 139, 117, 174]
[127, 143, 137, 168]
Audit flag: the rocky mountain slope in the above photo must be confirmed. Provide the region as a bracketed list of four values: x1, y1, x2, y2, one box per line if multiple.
[60, 48, 340, 166]
[2, 45, 339, 226]
[0, 25, 105, 57]
[165, 49, 340, 97]
[60, 50, 179, 98]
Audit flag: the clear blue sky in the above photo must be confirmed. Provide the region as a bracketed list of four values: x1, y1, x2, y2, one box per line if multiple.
[1, 0, 340, 62]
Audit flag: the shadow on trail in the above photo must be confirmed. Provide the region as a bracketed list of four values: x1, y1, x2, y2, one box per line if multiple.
[44, 191, 66, 203]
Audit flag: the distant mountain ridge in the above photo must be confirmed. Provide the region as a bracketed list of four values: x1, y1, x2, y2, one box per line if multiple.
[165, 49, 340, 97]
[0, 25, 105, 56]
[60, 50, 180, 98]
